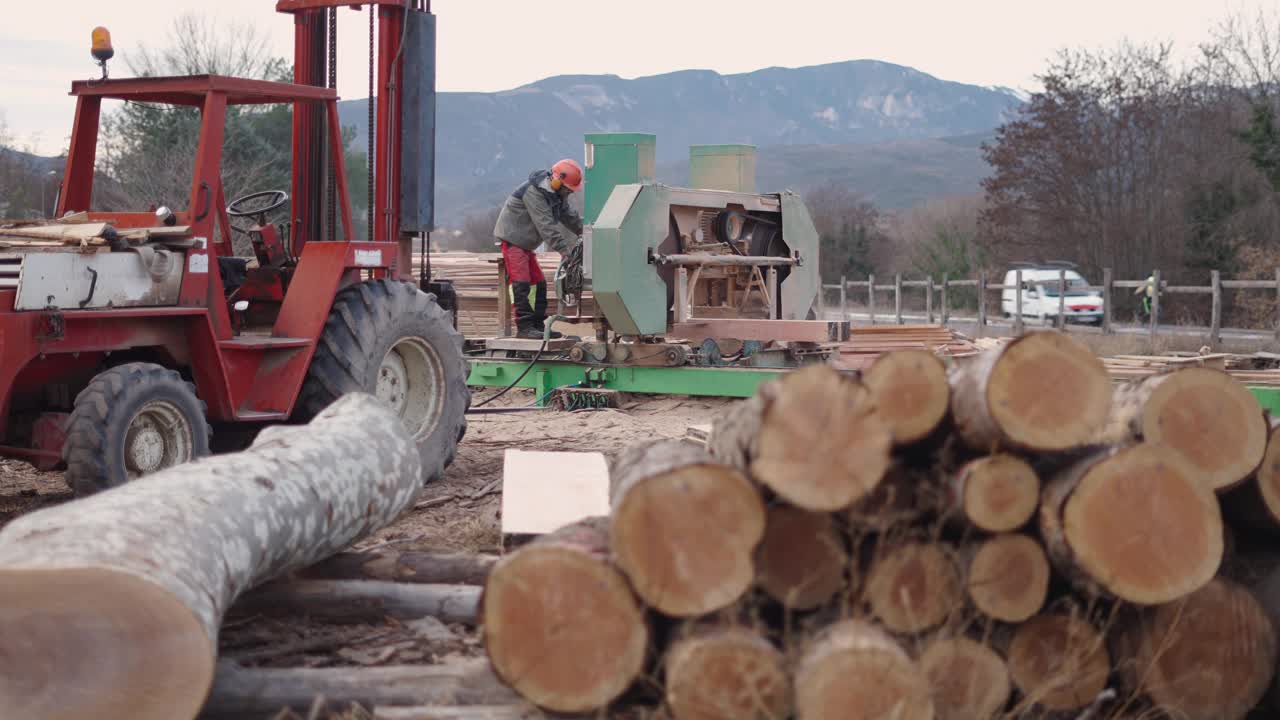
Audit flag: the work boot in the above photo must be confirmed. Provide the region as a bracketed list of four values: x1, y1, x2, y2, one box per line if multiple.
[516, 326, 544, 340]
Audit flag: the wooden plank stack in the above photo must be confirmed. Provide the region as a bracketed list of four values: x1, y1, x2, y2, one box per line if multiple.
[832, 325, 978, 370]
[425, 251, 597, 339]
[479, 332, 1280, 720]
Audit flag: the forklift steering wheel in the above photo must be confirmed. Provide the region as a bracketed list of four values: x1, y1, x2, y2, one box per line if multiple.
[227, 190, 289, 220]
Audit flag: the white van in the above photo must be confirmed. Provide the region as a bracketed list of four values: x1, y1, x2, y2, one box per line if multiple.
[1000, 264, 1103, 325]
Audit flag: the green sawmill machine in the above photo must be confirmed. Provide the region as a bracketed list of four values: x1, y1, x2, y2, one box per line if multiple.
[486, 133, 845, 369]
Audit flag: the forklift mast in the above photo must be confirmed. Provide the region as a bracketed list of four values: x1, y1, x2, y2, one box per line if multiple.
[275, 0, 438, 292]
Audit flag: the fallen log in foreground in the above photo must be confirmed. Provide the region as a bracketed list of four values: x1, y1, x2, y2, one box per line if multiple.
[0, 393, 424, 720]
[299, 549, 499, 586]
[232, 580, 481, 625]
[199, 660, 519, 719]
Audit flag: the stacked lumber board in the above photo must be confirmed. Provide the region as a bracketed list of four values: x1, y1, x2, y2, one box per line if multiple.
[1103, 353, 1280, 387]
[832, 325, 977, 370]
[424, 252, 597, 339]
[480, 332, 1280, 720]
[0, 214, 193, 249]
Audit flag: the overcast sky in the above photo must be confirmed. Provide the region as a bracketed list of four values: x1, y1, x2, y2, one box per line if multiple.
[0, 0, 1269, 155]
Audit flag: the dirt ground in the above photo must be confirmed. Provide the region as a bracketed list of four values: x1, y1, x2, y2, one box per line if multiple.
[0, 390, 730, 716]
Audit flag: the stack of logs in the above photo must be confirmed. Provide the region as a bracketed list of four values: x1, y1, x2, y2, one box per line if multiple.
[480, 329, 1280, 720]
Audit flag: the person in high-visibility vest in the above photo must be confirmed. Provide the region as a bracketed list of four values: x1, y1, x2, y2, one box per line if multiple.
[1134, 274, 1155, 318]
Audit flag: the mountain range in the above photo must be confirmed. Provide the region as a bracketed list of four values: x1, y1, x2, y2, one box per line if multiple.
[337, 59, 1024, 225]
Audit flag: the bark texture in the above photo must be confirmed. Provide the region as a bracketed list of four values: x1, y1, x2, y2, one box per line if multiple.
[863, 349, 951, 446]
[231, 580, 480, 625]
[1221, 419, 1280, 533]
[480, 517, 648, 714]
[1039, 443, 1223, 603]
[1095, 368, 1268, 491]
[949, 331, 1112, 453]
[0, 393, 422, 720]
[299, 550, 498, 585]
[707, 364, 893, 511]
[200, 659, 518, 719]
[609, 440, 765, 617]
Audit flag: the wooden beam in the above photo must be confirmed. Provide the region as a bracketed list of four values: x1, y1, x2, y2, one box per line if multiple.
[501, 450, 610, 536]
[669, 319, 849, 343]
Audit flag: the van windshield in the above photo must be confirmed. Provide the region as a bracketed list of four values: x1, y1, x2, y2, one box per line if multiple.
[1041, 277, 1091, 297]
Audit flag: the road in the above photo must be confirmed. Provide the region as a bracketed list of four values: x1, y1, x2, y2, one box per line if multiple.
[823, 310, 1278, 345]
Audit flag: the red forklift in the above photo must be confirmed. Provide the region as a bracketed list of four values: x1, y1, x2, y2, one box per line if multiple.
[0, 1, 468, 494]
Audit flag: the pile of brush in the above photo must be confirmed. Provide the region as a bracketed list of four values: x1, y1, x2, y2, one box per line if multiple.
[479, 329, 1280, 720]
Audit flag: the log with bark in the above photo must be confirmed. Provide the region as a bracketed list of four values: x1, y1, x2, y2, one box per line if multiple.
[1119, 578, 1276, 720]
[918, 635, 1011, 720]
[1095, 367, 1269, 491]
[609, 440, 765, 617]
[1039, 443, 1223, 604]
[754, 503, 847, 610]
[0, 393, 423, 720]
[949, 331, 1113, 453]
[231, 580, 480, 625]
[964, 533, 1050, 623]
[863, 540, 964, 633]
[946, 453, 1039, 532]
[863, 349, 951, 446]
[662, 624, 790, 720]
[299, 549, 498, 586]
[480, 517, 648, 714]
[200, 659, 519, 719]
[1005, 613, 1110, 713]
[793, 619, 934, 720]
[707, 364, 893, 511]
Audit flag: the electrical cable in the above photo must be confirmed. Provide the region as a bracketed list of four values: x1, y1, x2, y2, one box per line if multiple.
[470, 315, 566, 408]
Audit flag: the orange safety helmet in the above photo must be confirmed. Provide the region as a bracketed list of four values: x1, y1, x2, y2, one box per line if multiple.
[550, 158, 584, 192]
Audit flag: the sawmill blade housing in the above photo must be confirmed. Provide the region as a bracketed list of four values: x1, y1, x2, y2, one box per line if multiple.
[581, 133, 821, 338]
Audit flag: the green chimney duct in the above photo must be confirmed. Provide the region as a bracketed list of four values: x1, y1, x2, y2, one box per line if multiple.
[688, 144, 756, 193]
[583, 133, 656, 226]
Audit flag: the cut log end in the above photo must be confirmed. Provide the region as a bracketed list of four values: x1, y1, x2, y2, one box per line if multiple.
[865, 542, 964, 633]
[664, 627, 790, 720]
[1130, 578, 1277, 720]
[864, 349, 950, 445]
[795, 619, 934, 720]
[952, 454, 1039, 532]
[978, 331, 1112, 451]
[611, 459, 764, 617]
[0, 567, 215, 720]
[482, 541, 647, 713]
[752, 365, 893, 511]
[1133, 368, 1268, 491]
[755, 504, 847, 610]
[1007, 613, 1110, 712]
[967, 534, 1050, 623]
[919, 636, 1011, 720]
[1256, 423, 1280, 524]
[1060, 444, 1223, 604]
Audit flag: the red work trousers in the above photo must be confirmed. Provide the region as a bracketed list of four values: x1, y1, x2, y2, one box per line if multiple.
[500, 242, 544, 283]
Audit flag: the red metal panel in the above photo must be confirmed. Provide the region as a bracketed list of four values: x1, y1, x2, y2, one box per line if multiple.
[214, 182, 235, 257]
[179, 93, 232, 341]
[57, 96, 101, 215]
[277, 0, 403, 12]
[374, 5, 405, 246]
[290, 11, 314, 256]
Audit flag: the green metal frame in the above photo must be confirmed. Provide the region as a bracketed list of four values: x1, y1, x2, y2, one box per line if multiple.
[468, 357, 1280, 414]
[467, 358, 788, 406]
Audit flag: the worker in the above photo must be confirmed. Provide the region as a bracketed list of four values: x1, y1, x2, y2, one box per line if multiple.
[493, 159, 584, 339]
[1134, 273, 1155, 318]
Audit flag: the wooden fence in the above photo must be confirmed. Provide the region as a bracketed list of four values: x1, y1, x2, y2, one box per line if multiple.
[818, 268, 1280, 343]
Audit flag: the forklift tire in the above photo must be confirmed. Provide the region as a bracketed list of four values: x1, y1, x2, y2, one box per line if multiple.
[63, 363, 212, 496]
[296, 279, 469, 484]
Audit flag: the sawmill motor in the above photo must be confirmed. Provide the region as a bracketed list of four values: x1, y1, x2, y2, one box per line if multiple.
[562, 134, 834, 367]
